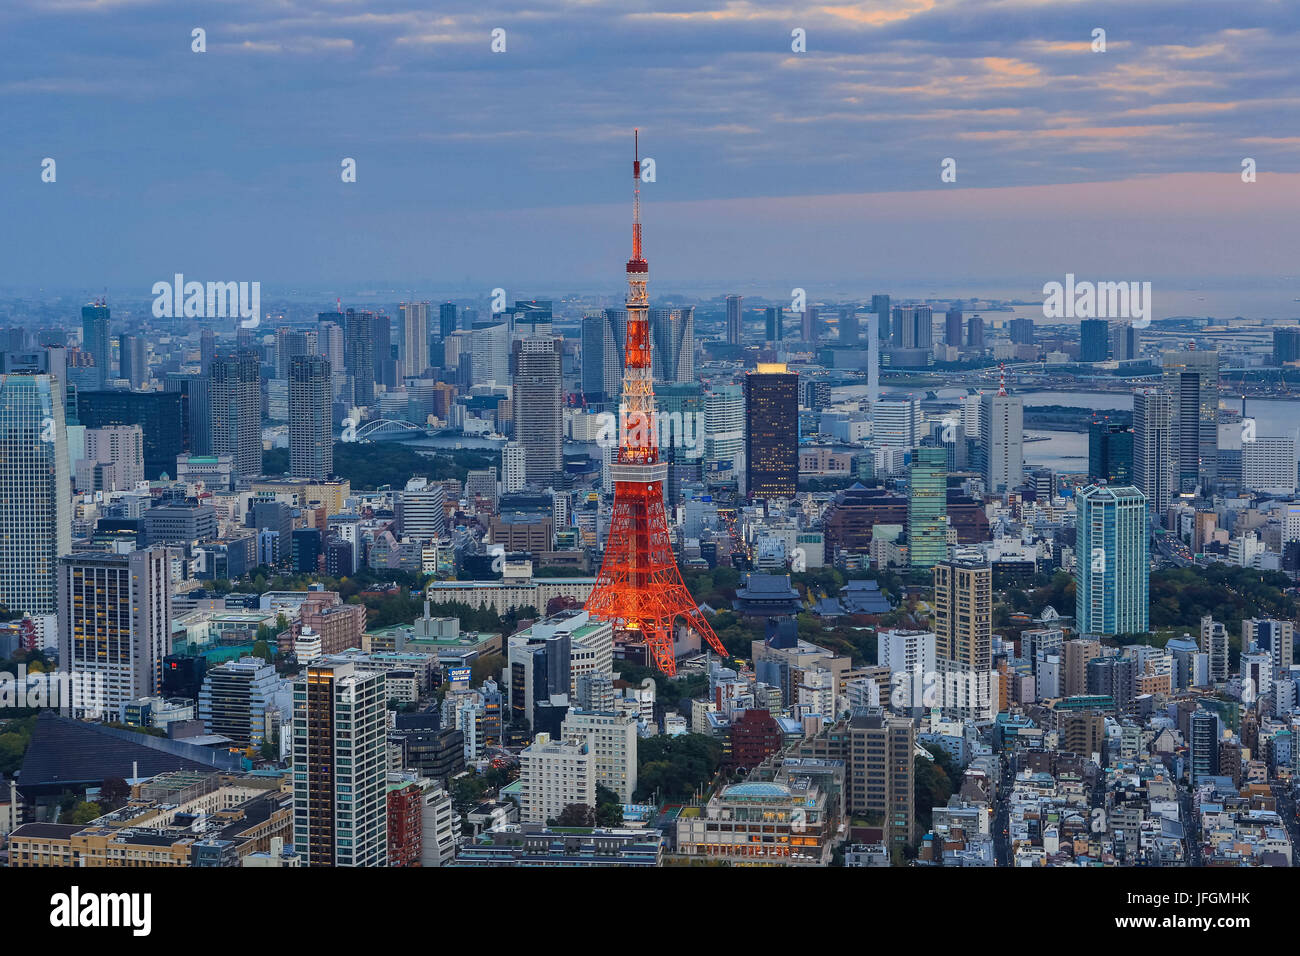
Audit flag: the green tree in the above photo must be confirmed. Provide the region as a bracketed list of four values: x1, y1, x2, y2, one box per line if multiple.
[472, 653, 505, 686]
[68, 801, 103, 825]
[635, 734, 723, 802]
[595, 785, 624, 827]
[914, 750, 958, 836]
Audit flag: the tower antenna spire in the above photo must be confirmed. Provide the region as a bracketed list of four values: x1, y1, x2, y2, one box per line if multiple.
[632, 128, 642, 263]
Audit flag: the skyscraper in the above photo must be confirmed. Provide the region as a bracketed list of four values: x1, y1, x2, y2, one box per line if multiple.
[199, 327, 216, 370]
[275, 327, 316, 379]
[908, 446, 948, 569]
[78, 389, 185, 479]
[656, 381, 704, 504]
[81, 303, 110, 387]
[289, 354, 333, 480]
[165, 371, 212, 456]
[966, 313, 985, 351]
[932, 561, 994, 719]
[372, 310, 395, 388]
[293, 661, 388, 866]
[704, 384, 745, 481]
[198, 657, 279, 746]
[1273, 327, 1300, 366]
[210, 349, 263, 479]
[979, 383, 1024, 495]
[1075, 483, 1149, 637]
[0, 373, 71, 618]
[888, 306, 933, 352]
[871, 295, 890, 343]
[1079, 318, 1109, 362]
[725, 295, 743, 346]
[765, 307, 783, 343]
[1111, 323, 1139, 362]
[1009, 317, 1035, 345]
[913, 305, 933, 351]
[1200, 615, 1229, 683]
[399, 302, 430, 380]
[1189, 710, 1219, 785]
[439, 302, 458, 340]
[839, 305, 859, 345]
[801, 306, 819, 344]
[469, 320, 509, 386]
[650, 307, 694, 384]
[502, 442, 527, 494]
[932, 561, 991, 667]
[1162, 348, 1220, 491]
[872, 398, 922, 450]
[118, 333, 146, 388]
[945, 307, 963, 347]
[597, 308, 630, 403]
[580, 312, 607, 401]
[58, 547, 170, 719]
[1133, 387, 1174, 516]
[744, 363, 798, 500]
[514, 336, 563, 483]
[343, 309, 376, 406]
[1088, 420, 1133, 485]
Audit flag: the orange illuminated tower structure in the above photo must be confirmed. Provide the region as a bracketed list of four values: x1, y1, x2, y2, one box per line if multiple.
[584, 131, 728, 676]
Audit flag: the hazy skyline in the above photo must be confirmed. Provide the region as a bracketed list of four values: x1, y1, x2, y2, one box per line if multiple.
[4, 0, 1299, 306]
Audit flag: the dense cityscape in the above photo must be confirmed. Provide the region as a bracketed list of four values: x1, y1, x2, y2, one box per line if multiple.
[3, 2, 1299, 938]
[5, 170, 1300, 876]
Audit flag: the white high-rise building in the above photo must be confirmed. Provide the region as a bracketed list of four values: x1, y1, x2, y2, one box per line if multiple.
[399, 301, 430, 379]
[519, 732, 594, 823]
[469, 321, 510, 386]
[959, 394, 981, 440]
[877, 628, 936, 711]
[502, 442, 527, 493]
[58, 547, 171, 719]
[552, 490, 571, 537]
[1200, 615, 1229, 683]
[1242, 436, 1297, 495]
[872, 399, 922, 451]
[0, 373, 71, 618]
[1242, 618, 1294, 672]
[564, 612, 614, 699]
[420, 784, 457, 867]
[78, 424, 145, 492]
[704, 384, 745, 480]
[1133, 387, 1175, 516]
[396, 481, 447, 542]
[562, 709, 638, 802]
[979, 392, 1024, 494]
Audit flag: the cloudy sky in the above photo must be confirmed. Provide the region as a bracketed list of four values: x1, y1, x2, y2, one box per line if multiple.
[3, 0, 1299, 306]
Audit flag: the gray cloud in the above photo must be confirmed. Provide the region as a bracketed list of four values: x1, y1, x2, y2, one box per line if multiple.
[1, 0, 1297, 288]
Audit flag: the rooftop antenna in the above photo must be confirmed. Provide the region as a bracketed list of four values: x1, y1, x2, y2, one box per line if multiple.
[997, 363, 1008, 397]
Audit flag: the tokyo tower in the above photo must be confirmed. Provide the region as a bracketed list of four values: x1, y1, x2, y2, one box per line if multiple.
[583, 131, 729, 676]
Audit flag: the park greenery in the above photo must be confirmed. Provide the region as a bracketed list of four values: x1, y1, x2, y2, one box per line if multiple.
[634, 733, 723, 802]
[262, 443, 495, 491]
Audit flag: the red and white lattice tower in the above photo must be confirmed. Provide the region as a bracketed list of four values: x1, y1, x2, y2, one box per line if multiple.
[583, 131, 728, 676]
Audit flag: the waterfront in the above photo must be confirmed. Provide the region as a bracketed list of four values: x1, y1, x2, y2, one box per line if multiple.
[1021, 391, 1300, 473]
